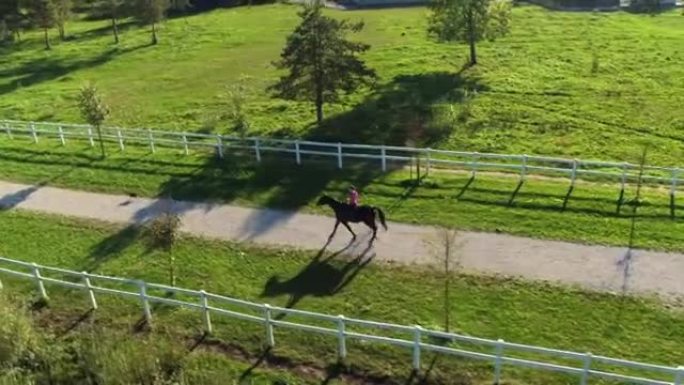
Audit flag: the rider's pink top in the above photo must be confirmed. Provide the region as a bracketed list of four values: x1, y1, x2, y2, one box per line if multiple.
[348, 190, 359, 206]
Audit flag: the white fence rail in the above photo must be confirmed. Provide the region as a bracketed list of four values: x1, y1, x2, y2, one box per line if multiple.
[1, 119, 683, 201]
[0, 256, 682, 385]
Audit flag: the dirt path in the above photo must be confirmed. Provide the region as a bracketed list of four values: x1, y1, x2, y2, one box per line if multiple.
[1, 180, 682, 298]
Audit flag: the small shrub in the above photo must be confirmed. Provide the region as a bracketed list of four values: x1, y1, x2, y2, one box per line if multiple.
[0, 294, 39, 369]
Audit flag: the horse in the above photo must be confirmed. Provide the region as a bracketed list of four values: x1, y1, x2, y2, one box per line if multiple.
[316, 195, 388, 242]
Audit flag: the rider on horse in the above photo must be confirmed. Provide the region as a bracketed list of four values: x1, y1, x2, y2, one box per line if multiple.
[347, 185, 359, 207]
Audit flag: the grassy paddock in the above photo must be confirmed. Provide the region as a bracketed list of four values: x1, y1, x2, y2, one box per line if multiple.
[1, 137, 684, 251]
[0, 210, 682, 384]
[0, 5, 683, 164]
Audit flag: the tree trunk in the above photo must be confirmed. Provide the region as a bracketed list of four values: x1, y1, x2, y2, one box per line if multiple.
[315, 88, 323, 125]
[44, 28, 50, 50]
[151, 22, 158, 45]
[112, 17, 119, 44]
[95, 125, 106, 159]
[58, 24, 65, 40]
[466, 8, 477, 66]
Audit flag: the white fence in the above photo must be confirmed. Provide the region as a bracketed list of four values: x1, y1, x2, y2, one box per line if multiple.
[0, 256, 682, 385]
[1, 119, 683, 200]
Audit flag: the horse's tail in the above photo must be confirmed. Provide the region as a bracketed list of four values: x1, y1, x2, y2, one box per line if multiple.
[373, 207, 388, 231]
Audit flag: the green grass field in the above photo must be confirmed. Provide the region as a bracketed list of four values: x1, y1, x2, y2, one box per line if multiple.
[1, 4, 684, 164]
[2, 138, 684, 252]
[0, 210, 683, 384]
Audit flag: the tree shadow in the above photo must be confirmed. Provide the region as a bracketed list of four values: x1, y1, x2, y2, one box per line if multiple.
[82, 225, 142, 272]
[261, 241, 375, 314]
[311, 71, 487, 146]
[0, 43, 150, 96]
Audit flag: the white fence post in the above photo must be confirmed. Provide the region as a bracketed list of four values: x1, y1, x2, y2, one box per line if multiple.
[671, 168, 678, 197]
[381, 145, 387, 172]
[580, 353, 592, 385]
[412, 325, 422, 372]
[337, 315, 347, 360]
[254, 138, 261, 162]
[4, 122, 12, 139]
[494, 339, 504, 384]
[117, 129, 124, 151]
[148, 129, 155, 154]
[295, 140, 301, 165]
[621, 163, 628, 193]
[138, 280, 152, 325]
[87, 127, 95, 147]
[471, 152, 479, 177]
[521, 154, 528, 181]
[182, 133, 189, 155]
[571, 159, 578, 187]
[31, 263, 47, 300]
[58, 125, 65, 146]
[81, 271, 97, 310]
[674, 366, 684, 385]
[426, 148, 431, 175]
[216, 135, 224, 159]
[30, 123, 38, 143]
[200, 290, 212, 334]
[264, 304, 275, 347]
[337, 143, 343, 169]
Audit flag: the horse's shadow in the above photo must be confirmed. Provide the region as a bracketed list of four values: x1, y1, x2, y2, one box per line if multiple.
[261, 240, 375, 316]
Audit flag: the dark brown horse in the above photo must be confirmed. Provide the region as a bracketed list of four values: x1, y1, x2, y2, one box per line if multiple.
[316, 195, 388, 242]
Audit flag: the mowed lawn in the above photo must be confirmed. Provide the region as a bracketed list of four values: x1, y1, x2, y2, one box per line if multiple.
[0, 210, 683, 385]
[1, 4, 684, 164]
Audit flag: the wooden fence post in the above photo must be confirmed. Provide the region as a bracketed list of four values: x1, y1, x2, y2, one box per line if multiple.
[471, 152, 479, 177]
[180, 133, 188, 155]
[494, 339, 504, 384]
[426, 148, 431, 176]
[412, 325, 422, 372]
[31, 263, 47, 300]
[337, 143, 343, 169]
[138, 280, 152, 326]
[580, 353, 592, 385]
[148, 129, 155, 154]
[264, 304, 275, 348]
[254, 138, 261, 162]
[381, 145, 387, 172]
[30, 123, 38, 143]
[200, 290, 212, 334]
[87, 127, 95, 147]
[674, 366, 684, 385]
[216, 135, 224, 159]
[117, 129, 124, 151]
[58, 125, 66, 146]
[81, 271, 97, 310]
[337, 315, 347, 361]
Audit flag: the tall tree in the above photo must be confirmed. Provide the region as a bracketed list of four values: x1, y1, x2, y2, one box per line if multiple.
[270, 1, 376, 125]
[27, 0, 57, 49]
[94, 0, 129, 43]
[54, 0, 71, 40]
[77, 83, 110, 159]
[428, 0, 512, 66]
[136, 0, 169, 45]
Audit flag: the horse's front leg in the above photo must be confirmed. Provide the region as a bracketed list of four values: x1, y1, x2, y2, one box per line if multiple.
[342, 221, 356, 239]
[328, 220, 340, 240]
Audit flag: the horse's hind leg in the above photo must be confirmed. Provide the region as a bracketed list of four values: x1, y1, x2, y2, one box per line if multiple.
[342, 221, 356, 239]
[364, 217, 378, 242]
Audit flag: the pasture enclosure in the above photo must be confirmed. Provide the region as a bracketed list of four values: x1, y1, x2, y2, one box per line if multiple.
[0, 256, 682, 385]
[2, 119, 683, 214]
